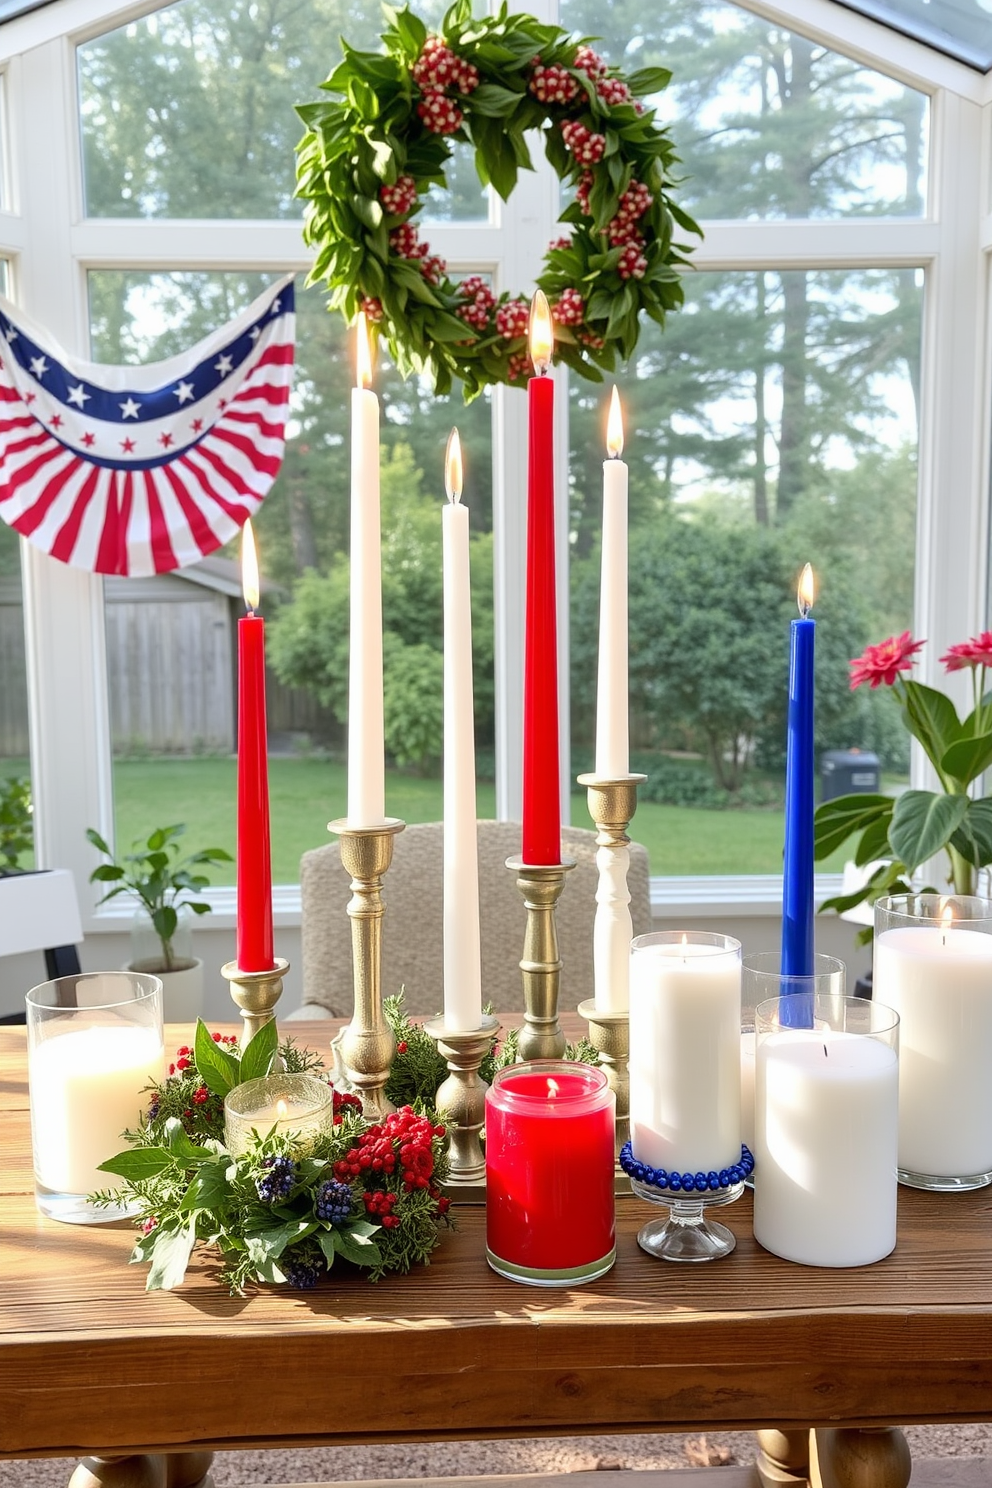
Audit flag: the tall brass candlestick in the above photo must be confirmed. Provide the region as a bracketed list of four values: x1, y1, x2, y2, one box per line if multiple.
[576, 772, 645, 1167]
[505, 858, 575, 1061]
[425, 1013, 499, 1198]
[328, 817, 405, 1121]
[222, 957, 290, 1049]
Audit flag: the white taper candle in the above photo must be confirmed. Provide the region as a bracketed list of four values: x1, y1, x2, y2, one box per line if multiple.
[595, 386, 629, 778]
[347, 313, 386, 826]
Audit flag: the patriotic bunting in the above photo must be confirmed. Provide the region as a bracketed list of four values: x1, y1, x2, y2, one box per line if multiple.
[0, 275, 295, 575]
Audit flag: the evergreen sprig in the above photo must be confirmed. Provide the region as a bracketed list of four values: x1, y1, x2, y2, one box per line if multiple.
[295, 1, 699, 398]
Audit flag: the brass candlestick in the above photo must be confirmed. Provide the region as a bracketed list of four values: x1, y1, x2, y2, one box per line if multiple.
[222, 957, 290, 1049]
[576, 772, 645, 1178]
[424, 1013, 499, 1200]
[328, 817, 405, 1122]
[505, 858, 575, 1062]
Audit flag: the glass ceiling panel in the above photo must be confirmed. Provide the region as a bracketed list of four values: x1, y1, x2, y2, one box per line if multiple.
[836, 0, 992, 71]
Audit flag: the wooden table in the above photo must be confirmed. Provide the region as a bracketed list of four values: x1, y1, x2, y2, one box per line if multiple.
[3, 1024, 992, 1488]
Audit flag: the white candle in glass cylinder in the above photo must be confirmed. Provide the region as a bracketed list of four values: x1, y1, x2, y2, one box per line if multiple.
[754, 1030, 898, 1267]
[347, 312, 386, 826]
[874, 924, 992, 1177]
[740, 1029, 756, 1153]
[629, 936, 741, 1173]
[594, 387, 629, 778]
[29, 1024, 165, 1195]
[442, 429, 483, 1031]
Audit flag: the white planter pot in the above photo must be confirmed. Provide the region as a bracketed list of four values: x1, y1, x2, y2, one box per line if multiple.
[125, 958, 205, 1024]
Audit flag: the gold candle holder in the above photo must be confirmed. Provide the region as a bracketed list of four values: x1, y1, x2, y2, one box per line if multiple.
[328, 817, 405, 1122]
[221, 957, 290, 1049]
[424, 1013, 499, 1201]
[505, 858, 575, 1062]
[576, 771, 645, 1186]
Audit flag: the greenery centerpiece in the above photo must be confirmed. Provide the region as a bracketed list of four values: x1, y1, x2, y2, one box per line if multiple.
[815, 630, 992, 932]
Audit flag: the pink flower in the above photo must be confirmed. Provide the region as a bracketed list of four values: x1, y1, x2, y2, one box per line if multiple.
[941, 633, 992, 671]
[849, 632, 925, 689]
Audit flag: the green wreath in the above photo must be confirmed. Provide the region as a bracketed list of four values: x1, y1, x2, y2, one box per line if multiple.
[295, 2, 699, 399]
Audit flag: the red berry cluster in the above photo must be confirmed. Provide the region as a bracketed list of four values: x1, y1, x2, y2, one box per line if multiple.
[417, 89, 463, 135]
[390, 223, 422, 259]
[578, 327, 606, 350]
[606, 179, 654, 246]
[561, 121, 606, 165]
[573, 44, 607, 79]
[456, 274, 497, 331]
[496, 298, 530, 340]
[332, 1106, 443, 1194]
[379, 175, 418, 216]
[507, 351, 532, 382]
[364, 1189, 400, 1228]
[618, 241, 648, 280]
[360, 295, 384, 323]
[421, 252, 447, 286]
[528, 58, 579, 105]
[412, 35, 479, 94]
[596, 76, 631, 106]
[193, 1085, 210, 1105]
[576, 171, 593, 216]
[331, 1087, 363, 1126]
[548, 235, 572, 252]
[140, 1215, 158, 1235]
[552, 288, 585, 326]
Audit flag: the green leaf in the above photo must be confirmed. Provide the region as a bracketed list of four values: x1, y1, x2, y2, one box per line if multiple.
[940, 731, 992, 789]
[245, 1219, 316, 1264]
[163, 1117, 214, 1167]
[950, 797, 992, 869]
[194, 1019, 240, 1098]
[146, 1221, 197, 1291]
[178, 1157, 233, 1213]
[813, 793, 893, 859]
[332, 1226, 383, 1267]
[238, 1020, 279, 1084]
[626, 66, 672, 95]
[352, 194, 383, 230]
[470, 83, 524, 117]
[853, 808, 894, 866]
[97, 1146, 173, 1180]
[316, 1230, 337, 1269]
[901, 680, 963, 778]
[889, 790, 969, 874]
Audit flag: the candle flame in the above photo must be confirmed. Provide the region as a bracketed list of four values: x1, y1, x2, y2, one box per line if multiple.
[797, 562, 815, 618]
[529, 289, 554, 375]
[606, 386, 624, 458]
[356, 311, 374, 389]
[445, 427, 463, 504]
[276, 1099, 288, 1119]
[941, 902, 954, 933]
[242, 518, 260, 613]
[547, 1077, 559, 1099]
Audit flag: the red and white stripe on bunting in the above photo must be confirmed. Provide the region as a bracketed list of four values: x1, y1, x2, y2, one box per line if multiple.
[0, 274, 295, 576]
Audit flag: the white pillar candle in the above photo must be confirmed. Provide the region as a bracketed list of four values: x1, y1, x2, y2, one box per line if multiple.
[740, 1028, 756, 1153]
[442, 429, 483, 1031]
[874, 924, 992, 1178]
[29, 1024, 165, 1195]
[629, 934, 741, 1173]
[594, 387, 629, 778]
[754, 1029, 898, 1267]
[347, 313, 385, 826]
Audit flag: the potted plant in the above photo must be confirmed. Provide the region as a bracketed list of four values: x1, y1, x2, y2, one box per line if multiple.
[87, 824, 232, 1020]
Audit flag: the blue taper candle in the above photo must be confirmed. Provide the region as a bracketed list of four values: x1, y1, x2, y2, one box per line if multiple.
[782, 563, 816, 983]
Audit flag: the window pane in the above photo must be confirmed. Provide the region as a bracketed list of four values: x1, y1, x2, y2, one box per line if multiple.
[570, 268, 923, 874]
[88, 271, 494, 882]
[0, 528, 34, 871]
[78, 0, 487, 221]
[559, 0, 928, 219]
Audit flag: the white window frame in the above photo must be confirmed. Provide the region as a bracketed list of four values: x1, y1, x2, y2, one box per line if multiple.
[0, 0, 990, 930]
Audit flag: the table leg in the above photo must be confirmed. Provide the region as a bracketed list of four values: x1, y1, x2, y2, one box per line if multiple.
[757, 1429, 812, 1488]
[67, 1452, 214, 1488]
[811, 1429, 911, 1488]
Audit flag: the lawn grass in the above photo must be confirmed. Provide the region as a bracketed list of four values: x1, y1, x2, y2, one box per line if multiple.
[100, 755, 850, 881]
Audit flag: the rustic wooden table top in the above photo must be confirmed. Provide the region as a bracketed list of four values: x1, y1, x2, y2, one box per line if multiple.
[3, 1023, 992, 1462]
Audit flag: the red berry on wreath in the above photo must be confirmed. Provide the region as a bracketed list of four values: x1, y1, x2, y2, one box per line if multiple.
[618, 181, 654, 220]
[552, 288, 585, 326]
[548, 235, 572, 252]
[396, 1040, 408, 1054]
[561, 121, 606, 165]
[576, 171, 594, 215]
[496, 299, 530, 340]
[360, 296, 384, 323]
[506, 351, 532, 382]
[596, 76, 631, 106]
[528, 61, 579, 105]
[417, 87, 463, 135]
[618, 242, 649, 280]
[421, 253, 447, 286]
[389, 223, 421, 259]
[379, 175, 418, 217]
[607, 218, 645, 247]
[573, 44, 607, 79]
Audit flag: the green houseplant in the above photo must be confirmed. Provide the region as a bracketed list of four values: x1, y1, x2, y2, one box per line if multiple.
[87, 825, 232, 1016]
[814, 630, 992, 934]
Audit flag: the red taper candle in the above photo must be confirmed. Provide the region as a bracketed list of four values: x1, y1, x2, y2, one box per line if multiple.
[521, 290, 560, 866]
[236, 518, 274, 971]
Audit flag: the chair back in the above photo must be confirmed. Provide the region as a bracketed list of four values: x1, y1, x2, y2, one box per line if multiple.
[299, 821, 652, 1017]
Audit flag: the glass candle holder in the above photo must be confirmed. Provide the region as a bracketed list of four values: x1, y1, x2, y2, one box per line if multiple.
[754, 993, 899, 1267]
[741, 953, 846, 1163]
[874, 893, 992, 1190]
[26, 971, 165, 1224]
[224, 1073, 334, 1158]
[485, 1061, 615, 1286]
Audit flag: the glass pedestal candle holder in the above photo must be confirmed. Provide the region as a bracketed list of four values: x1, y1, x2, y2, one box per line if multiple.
[224, 1073, 334, 1158]
[628, 931, 744, 1261]
[26, 971, 165, 1224]
[874, 893, 992, 1191]
[485, 1061, 615, 1286]
[754, 993, 899, 1267]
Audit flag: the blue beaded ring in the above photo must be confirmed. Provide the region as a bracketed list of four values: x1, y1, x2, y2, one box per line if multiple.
[619, 1141, 754, 1194]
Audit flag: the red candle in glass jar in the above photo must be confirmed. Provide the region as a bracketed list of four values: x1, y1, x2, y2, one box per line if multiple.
[485, 1061, 615, 1285]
